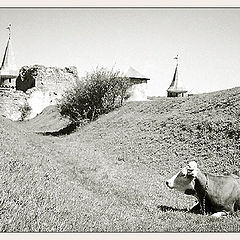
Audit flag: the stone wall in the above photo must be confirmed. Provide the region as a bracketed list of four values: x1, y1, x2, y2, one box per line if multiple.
[16, 65, 79, 95]
[0, 89, 27, 121]
[0, 65, 79, 121]
[25, 87, 60, 120]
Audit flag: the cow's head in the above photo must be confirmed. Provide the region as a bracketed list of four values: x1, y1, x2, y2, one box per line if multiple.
[166, 161, 198, 195]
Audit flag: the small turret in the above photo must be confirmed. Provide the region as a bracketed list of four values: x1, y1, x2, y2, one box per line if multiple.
[0, 24, 18, 88]
[125, 66, 150, 101]
[167, 55, 187, 97]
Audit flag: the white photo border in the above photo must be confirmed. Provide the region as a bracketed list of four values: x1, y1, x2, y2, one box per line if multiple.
[0, 0, 239, 7]
[0, 0, 240, 239]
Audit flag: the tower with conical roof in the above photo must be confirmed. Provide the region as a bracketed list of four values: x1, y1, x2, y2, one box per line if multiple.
[0, 24, 18, 88]
[125, 66, 150, 101]
[167, 55, 187, 97]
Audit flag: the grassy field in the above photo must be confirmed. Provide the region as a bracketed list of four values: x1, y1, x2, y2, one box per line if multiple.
[0, 87, 240, 232]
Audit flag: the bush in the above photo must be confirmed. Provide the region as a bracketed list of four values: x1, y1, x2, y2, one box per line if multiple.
[58, 67, 130, 124]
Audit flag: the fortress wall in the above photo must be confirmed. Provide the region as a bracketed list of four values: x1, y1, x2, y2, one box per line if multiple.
[16, 65, 78, 95]
[25, 88, 61, 120]
[0, 89, 27, 121]
[1, 65, 79, 121]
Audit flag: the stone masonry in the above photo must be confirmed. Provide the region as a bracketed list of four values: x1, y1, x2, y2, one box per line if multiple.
[0, 65, 79, 120]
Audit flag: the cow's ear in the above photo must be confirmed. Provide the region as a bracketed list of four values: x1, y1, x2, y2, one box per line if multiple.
[188, 161, 197, 169]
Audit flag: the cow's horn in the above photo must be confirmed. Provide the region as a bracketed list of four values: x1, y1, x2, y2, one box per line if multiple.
[188, 161, 197, 170]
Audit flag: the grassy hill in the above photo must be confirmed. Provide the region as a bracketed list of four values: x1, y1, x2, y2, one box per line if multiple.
[0, 87, 240, 232]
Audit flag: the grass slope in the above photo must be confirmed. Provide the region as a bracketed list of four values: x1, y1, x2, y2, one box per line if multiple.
[0, 87, 240, 232]
[24, 105, 70, 133]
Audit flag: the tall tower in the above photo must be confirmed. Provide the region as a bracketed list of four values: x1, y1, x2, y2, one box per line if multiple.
[0, 24, 18, 87]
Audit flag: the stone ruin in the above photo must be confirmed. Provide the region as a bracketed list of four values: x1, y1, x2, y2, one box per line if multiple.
[0, 25, 80, 121]
[0, 65, 79, 121]
[16, 65, 78, 94]
[0, 25, 152, 121]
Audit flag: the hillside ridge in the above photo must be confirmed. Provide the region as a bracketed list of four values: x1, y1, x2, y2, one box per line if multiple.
[0, 86, 240, 232]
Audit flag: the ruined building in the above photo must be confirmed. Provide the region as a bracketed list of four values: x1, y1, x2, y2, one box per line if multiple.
[0, 25, 79, 120]
[0, 24, 151, 120]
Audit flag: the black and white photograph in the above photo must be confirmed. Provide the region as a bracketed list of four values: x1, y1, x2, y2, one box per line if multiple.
[0, 3, 240, 235]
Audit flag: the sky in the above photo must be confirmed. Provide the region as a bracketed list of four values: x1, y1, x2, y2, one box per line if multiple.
[0, 8, 239, 96]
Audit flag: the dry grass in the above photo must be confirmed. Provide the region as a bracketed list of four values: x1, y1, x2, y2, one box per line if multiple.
[0, 87, 240, 232]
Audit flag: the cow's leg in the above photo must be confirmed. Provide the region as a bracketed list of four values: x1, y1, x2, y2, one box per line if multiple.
[188, 202, 201, 213]
[211, 211, 228, 218]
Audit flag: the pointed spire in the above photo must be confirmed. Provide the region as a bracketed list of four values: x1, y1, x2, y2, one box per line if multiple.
[168, 63, 179, 90]
[0, 24, 18, 79]
[167, 55, 187, 94]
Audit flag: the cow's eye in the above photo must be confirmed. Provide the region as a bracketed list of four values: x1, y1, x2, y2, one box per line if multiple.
[179, 172, 186, 177]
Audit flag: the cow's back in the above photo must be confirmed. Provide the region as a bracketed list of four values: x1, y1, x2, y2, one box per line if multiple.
[206, 173, 240, 212]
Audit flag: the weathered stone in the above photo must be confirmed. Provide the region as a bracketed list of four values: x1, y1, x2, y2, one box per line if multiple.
[1, 65, 79, 120]
[25, 87, 59, 120]
[16, 65, 79, 95]
[0, 89, 27, 121]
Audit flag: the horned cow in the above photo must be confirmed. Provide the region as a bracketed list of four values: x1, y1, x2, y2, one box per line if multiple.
[166, 161, 240, 217]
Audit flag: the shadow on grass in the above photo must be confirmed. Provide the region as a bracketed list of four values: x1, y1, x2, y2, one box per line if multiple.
[157, 205, 188, 213]
[39, 123, 78, 136]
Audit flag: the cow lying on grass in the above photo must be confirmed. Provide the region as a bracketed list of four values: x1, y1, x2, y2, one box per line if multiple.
[166, 161, 240, 217]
